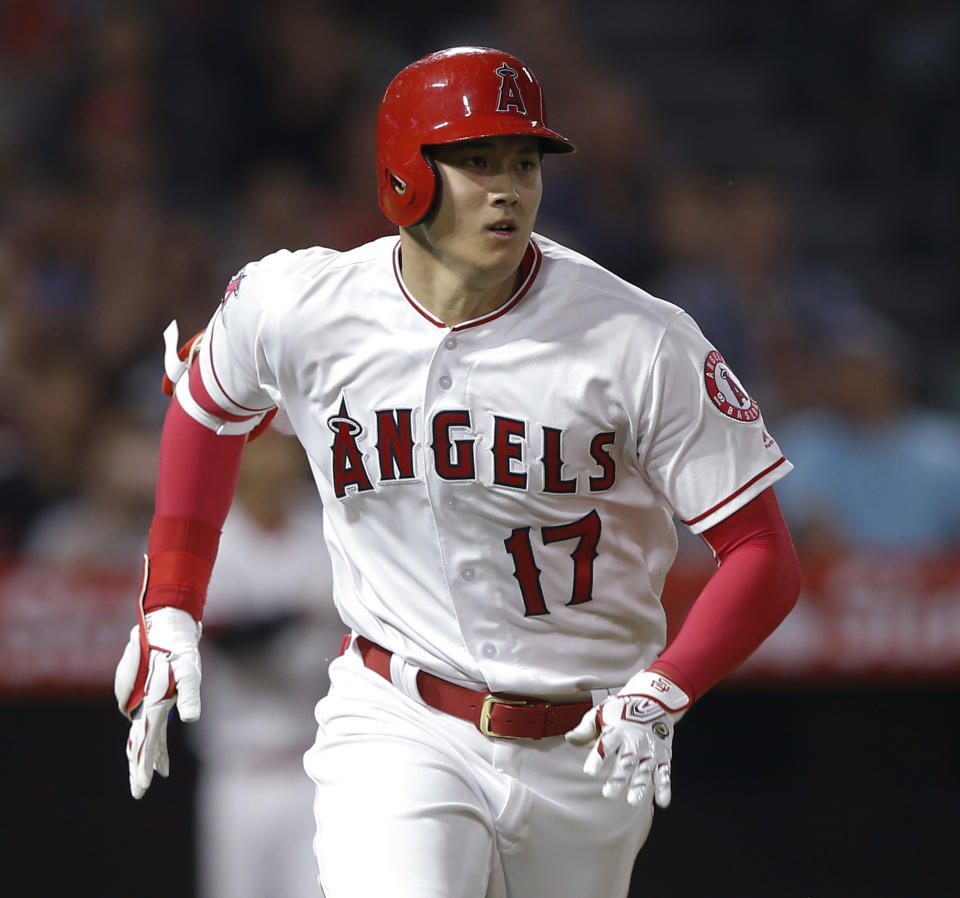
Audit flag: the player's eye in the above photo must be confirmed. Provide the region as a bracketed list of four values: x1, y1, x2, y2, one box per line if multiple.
[461, 155, 487, 168]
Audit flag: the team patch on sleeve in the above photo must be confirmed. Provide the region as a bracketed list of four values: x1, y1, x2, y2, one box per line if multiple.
[703, 350, 760, 422]
[221, 268, 246, 308]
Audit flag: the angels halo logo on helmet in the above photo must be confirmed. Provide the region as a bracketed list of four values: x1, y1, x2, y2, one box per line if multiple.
[376, 46, 576, 228]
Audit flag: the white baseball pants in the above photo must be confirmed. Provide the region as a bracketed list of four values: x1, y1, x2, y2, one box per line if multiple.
[304, 644, 654, 898]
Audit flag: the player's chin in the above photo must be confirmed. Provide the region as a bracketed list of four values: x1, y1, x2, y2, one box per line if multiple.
[474, 247, 526, 282]
[481, 226, 531, 262]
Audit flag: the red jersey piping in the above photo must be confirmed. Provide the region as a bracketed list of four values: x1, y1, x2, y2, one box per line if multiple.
[682, 457, 789, 526]
[392, 239, 542, 332]
[203, 313, 276, 415]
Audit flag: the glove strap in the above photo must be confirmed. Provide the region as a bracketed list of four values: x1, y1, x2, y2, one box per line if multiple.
[124, 556, 152, 715]
[620, 670, 692, 713]
[161, 320, 205, 397]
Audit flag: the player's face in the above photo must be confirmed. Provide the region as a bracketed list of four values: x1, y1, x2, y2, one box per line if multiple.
[417, 135, 543, 287]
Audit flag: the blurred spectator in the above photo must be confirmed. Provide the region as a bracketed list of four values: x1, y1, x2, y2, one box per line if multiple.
[1, 174, 189, 385]
[651, 172, 870, 415]
[188, 424, 344, 898]
[3, 180, 97, 337]
[649, 170, 720, 270]
[310, 103, 395, 252]
[19, 2, 164, 196]
[535, 68, 662, 283]
[225, 0, 382, 186]
[225, 160, 328, 265]
[0, 327, 104, 554]
[0, 0, 76, 186]
[22, 406, 157, 566]
[775, 310, 960, 559]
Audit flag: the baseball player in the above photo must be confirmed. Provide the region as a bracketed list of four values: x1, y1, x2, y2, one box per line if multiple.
[189, 425, 342, 898]
[114, 47, 801, 898]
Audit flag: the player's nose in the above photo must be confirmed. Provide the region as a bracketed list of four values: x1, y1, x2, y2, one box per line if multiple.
[490, 176, 521, 204]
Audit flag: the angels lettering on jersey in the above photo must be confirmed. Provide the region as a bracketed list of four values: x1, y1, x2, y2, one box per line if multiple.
[327, 397, 616, 499]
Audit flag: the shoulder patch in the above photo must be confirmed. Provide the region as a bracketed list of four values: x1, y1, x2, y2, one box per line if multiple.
[703, 350, 760, 422]
[221, 268, 246, 308]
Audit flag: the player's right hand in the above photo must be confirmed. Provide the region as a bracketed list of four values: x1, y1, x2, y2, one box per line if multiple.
[565, 670, 690, 809]
[114, 573, 202, 799]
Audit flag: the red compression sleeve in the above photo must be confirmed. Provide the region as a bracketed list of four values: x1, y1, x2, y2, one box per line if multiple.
[649, 487, 801, 702]
[155, 396, 246, 526]
[142, 397, 246, 619]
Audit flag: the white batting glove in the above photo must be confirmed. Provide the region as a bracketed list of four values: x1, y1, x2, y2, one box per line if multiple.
[566, 671, 690, 809]
[114, 559, 202, 799]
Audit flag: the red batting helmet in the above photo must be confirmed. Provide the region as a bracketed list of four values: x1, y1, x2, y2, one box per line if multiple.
[377, 46, 575, 227]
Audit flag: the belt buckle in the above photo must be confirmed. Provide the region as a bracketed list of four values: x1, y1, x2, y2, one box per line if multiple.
[479, 694, 538, 739]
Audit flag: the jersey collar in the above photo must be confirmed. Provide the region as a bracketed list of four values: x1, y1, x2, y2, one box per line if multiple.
[392, 239, 542, 332]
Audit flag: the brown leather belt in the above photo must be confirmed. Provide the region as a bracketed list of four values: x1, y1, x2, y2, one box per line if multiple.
[354, 636, 593, 740]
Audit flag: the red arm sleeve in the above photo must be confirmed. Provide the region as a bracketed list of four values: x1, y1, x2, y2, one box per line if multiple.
[141, 397, 246, 620]
[649, 487, 802, 702]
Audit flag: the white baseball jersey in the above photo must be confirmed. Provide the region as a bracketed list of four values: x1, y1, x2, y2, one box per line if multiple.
[188, 233, 791, 698]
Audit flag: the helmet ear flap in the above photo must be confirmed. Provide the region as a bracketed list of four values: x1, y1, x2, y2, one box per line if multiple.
[379, 165, 419, 226]
[379, 152, 438, 228]
[411, 151, 442, 226]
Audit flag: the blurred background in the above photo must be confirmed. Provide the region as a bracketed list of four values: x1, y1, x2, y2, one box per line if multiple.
[1, 1, 958, 896]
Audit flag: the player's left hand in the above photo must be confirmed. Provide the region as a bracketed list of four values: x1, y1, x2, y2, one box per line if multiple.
[114, 571, 202, 799]
[565, 670, 690, 809]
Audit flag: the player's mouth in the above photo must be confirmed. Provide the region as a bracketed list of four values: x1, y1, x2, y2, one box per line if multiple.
[487, 219, 518, 240]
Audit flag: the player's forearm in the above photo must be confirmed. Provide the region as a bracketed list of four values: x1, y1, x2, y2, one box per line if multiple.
[142, 396, 246, 620]
[650, 488, 801, 702]
[155, 395, 245, 525]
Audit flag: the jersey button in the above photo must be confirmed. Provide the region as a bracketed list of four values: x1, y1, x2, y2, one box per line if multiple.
[444, 336, 458, 350]
[482, 643, 498, 658]
[461, 567, 476, 581]
[438, 375, 452, 389]
[443, 496, 457, 510]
